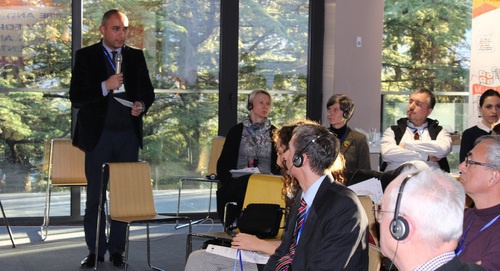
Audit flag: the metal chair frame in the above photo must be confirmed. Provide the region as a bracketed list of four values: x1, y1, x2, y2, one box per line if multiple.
[95, 161, 192, 271]
[175, 136, 225, 229]
[186, 173, 285, 257]
[1, 199, 15, 248]
[41, 138, 86, 240]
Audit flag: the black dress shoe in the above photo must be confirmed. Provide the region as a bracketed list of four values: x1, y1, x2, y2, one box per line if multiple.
[80, 254, 104, 268]
[110, 252, 125, 267]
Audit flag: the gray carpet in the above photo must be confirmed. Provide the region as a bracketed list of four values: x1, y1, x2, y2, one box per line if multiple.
[0, 222, 224, 271]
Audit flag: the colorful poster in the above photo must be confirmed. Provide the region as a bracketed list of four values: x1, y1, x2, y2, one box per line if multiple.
[468, 0, 500, 127]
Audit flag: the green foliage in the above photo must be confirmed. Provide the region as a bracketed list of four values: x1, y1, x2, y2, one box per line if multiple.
[382, 0, 471, 92]
[0, 0, 472, 193]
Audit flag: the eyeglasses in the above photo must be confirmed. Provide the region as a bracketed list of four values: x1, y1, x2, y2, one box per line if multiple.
[465, 156, 497, 170]
[372, 205, 394, 221]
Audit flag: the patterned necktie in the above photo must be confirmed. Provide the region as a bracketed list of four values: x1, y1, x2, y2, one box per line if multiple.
[413, 130, 420, 140]
[276, 198, 308, 271]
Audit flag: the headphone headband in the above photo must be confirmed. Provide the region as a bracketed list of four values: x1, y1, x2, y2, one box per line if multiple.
[292, 135, 322, 168]
[390, 172, 418, 240]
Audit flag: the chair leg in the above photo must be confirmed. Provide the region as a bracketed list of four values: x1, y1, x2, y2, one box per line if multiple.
[94, 183, 106, 271]
[146, 223, 164, 271]
[186, 233, 193, 262]
[0, 200, 15, 248]
[147, 223, 151, 268]
[124, 224, 131, 271]
[40, 185, 52, 241]
[176, 179, 216, 230]
[185, 220, 193, 262]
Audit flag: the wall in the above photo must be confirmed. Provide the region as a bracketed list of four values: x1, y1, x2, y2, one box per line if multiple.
[323, 0, 384, 169]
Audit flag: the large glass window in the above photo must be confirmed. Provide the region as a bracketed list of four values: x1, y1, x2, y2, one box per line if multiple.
[0, 1, 73, 216]
[381, 0, 472, 172]
[237, 0, 308, 125]
[1, 1, 311, 220]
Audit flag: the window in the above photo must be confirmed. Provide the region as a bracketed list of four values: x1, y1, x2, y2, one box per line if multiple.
[381, 0, 472, 172]
[0, 0, 310, 219]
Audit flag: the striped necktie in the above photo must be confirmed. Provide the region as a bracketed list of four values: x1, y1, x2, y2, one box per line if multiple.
[276, 198, 307, 271]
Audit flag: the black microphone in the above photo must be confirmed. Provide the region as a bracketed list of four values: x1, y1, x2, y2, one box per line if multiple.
[115, 53, 122, 74]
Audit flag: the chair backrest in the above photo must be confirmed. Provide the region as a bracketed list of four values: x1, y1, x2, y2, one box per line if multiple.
[358, 195, 378, 246]
[49, 138, 86, 186]
[243, 174, 285, 207]
[368, 244, 383, 271]
[206, 136, 225, 178]
[242, 174, 286, 238]
[106, 162, 157, 219]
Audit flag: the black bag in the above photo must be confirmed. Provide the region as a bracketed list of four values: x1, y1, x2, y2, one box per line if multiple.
[237, 203, 284, 239]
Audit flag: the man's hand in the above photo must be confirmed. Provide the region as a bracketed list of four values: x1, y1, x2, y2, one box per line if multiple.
[231, 233, 261, 251]
[131, 101, 143, 116]
[105, 73, 123, 92]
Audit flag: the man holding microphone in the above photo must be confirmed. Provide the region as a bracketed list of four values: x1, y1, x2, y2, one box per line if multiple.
[69, 9, 155, 268]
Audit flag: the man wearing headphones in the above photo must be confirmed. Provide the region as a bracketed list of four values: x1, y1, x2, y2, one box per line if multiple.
[377, 168, 484, 271]
[264, 123, 369, 271]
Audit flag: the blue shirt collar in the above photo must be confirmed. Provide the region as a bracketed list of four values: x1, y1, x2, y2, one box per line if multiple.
[102, 43, 122, 55]
[302, 175, 326, 208]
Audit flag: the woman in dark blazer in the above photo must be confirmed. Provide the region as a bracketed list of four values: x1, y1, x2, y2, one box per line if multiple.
[326, 94, 371, 180]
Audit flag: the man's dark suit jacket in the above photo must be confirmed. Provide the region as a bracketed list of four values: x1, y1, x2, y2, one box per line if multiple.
[264, 175, 369, 271]
[435, 256, 485, 271]
[69, 41, 155, 151]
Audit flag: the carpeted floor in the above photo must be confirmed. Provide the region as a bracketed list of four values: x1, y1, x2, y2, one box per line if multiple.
[0, 222, 223, 271]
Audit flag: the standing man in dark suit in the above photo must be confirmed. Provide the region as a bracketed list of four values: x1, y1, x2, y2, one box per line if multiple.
[69, 9, 155, 268]
[264, 123, 368, 271]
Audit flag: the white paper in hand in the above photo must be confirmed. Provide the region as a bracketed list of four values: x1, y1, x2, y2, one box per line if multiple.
[114, 97, 133, 108]
[205, 244, 270, 264]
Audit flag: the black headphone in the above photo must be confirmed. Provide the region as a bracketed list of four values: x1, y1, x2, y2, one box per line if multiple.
[292, 135, 321, 168]
[246, 98, 253, 110]
[340, 97, 355, 120]
[246, 92, 254, 110]
[390, 173, 418, 240]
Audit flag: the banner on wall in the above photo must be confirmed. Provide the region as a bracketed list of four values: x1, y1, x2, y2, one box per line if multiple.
[468, 0, 500, 127]
[0, 6, 66, 58]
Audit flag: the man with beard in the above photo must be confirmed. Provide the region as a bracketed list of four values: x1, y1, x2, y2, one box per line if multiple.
[380, 87, 452, 172]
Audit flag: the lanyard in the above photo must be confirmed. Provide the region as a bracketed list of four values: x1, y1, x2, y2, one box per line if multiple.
[234, 249, 243, 271]
[102, 47, 117, 71]
[456, 214, 500, 255]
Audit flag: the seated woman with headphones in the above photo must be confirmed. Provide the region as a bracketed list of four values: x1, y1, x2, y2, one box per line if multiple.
[216, 89, 281, 225]
[326, 94, 371, 181]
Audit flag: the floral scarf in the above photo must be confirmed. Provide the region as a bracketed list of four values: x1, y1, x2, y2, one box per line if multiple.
[241, 115, 273, 163]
